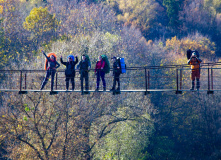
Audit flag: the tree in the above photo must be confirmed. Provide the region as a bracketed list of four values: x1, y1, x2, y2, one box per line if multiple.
[111, 0, 168, 39]
[0, 22, 154, 159]
[163, 0, 183, 28]
[23, 6, 58, 48]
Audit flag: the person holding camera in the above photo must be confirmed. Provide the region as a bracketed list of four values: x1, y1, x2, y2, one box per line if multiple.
[188, 52, 202, 90]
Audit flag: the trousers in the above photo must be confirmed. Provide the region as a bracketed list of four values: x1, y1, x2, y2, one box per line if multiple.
[96, 71, 106, 89]
[41, 69, 56, 90]
[66, 74, 75, 90]
[113, 72, 120, 89]
[80, 71, 89, 92]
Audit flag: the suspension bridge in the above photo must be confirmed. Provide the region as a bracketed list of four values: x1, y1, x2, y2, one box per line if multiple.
[0, 62, 220, 95]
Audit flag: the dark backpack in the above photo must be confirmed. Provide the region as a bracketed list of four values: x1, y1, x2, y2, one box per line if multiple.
[101, 55, 110, 74]
[187, 49, 192, 60]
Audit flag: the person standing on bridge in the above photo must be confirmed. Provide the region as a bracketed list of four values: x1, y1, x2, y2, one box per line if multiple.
[77, 55, 91, 94]
[95, 55, 106, 91]
[40, 51, 60, 91]
[188, 52, 202, 91]
[60, 55, 78, 91]
[110, 56, 121, 91]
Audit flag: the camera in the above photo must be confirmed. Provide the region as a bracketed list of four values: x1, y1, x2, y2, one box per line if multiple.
[191, 55, 196, 59]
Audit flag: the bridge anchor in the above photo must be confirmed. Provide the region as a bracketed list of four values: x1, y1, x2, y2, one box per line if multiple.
[50, 91, 58, 95]
[207, 90, 214, 94]
[113, 90, 121, 95]
[19, 91, 28, 94]
[176, 90, 182, 94]
[144, 91, 150, 95]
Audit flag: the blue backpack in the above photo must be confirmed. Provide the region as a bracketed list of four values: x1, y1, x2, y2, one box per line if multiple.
[117, 57, 126, 74]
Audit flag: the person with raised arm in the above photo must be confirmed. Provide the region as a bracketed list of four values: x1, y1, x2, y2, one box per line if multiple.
[60, 55, 78, 90]
[40, 50, 60, 91]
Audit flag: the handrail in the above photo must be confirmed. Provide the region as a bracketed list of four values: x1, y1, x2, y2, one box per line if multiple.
[0, 61, 220, 72]
[0, 63, 220, 95]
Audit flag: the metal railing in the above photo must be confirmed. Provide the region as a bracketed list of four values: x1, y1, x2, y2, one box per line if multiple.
[0, 63, 220, 95]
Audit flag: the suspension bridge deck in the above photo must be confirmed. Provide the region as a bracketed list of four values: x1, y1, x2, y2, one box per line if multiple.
[0, 89, 216, 95]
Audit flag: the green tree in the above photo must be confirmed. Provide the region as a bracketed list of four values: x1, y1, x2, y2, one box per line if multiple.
[23, 7, 58, 46]
[204, 0, 221, 14]
[163, 0, 183, 27]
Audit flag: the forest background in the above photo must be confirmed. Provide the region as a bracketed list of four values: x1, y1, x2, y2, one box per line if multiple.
[0, 0, 221, 159]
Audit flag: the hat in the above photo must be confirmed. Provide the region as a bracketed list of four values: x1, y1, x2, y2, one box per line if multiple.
[111, 56, 116, 59]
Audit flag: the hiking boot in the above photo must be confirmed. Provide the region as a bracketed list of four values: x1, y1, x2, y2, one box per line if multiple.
[110, 88, 115, 91]
[40, 86, 44, 90]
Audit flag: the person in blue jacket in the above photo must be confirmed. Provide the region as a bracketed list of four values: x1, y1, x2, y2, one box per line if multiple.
[60, 55, 78, 90]
[40, 51, 60, 91]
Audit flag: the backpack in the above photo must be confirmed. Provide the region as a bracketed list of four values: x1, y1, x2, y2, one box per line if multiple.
[101, 55, 110, 74]
[187, 49, 192, 60]
[116, 57, 126, 74]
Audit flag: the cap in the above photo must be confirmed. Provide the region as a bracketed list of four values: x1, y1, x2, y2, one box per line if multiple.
[111, 56, 116, 59]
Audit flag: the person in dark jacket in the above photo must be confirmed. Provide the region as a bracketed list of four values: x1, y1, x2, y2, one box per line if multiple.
[95, 55, 106, 91]
[60, 55, 78, 90]
[110, 56, 120, 91]
[77, 55, 91, 94]
[40, 51, 60, 91]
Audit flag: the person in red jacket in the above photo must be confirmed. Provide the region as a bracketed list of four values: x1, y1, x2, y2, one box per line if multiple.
[95, 55, 106, 91]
